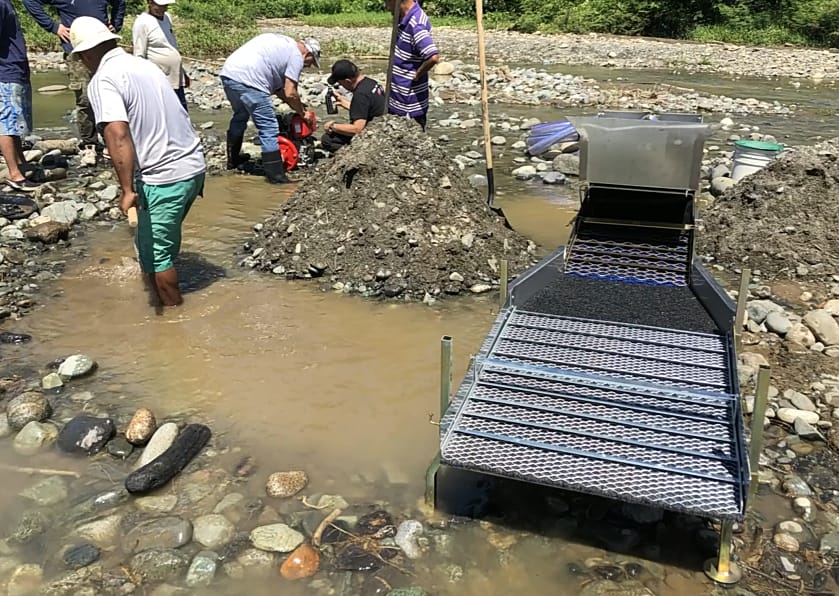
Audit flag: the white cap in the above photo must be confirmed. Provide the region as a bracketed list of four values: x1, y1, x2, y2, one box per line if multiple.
[301, 37, 321, 67]
[152, 0, 177, 5]
[69, 16, 120, 54]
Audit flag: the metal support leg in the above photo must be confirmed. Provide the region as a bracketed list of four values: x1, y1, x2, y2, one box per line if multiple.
[704, 519, 742, 584]
[734, 268, 751, 353]
[499, 259, 509, 309]
[748, 364, 771, 502]
[425, 335, 453, 507]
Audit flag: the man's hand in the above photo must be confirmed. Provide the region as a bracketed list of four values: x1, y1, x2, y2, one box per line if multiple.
[304, 110, 316, 127]
[56, 24, 71, 43]
[107, 23, 116, 32]
[120, 190, 138, 215]
[336, 95, 351, 110]
[324, 120, 334, 133]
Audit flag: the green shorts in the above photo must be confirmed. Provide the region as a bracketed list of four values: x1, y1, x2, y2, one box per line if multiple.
[136, 173, 205, 274]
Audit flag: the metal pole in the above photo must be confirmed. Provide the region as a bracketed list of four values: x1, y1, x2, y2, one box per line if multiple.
[426, 335, 453, 506]
[734, 268, 751, 353]
[704, 519, 742, 584]
[499, 259, 508, 309]
[384, 0, 401, 107]
[748, 364, 771, 502]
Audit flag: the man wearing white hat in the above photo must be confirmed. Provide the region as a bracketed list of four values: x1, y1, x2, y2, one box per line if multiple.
[220, 33, 320, 184]
[132, 0, 188, 112]
[70, 15, 206, 308]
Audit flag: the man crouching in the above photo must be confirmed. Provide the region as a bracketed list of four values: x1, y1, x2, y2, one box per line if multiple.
[70, 16, 206, 307]
[321, 60, 385, 154]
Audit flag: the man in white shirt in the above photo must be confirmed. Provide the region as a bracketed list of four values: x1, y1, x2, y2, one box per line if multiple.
[132, 0, 188, 112]
[70, 16, 206, 307]
[219, 33, 320, 184]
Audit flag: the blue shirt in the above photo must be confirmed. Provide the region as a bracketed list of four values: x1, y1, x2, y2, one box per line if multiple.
[389, 1, 438, 118]
[22, 0, 126, 54]
[0, 0, 30, 85]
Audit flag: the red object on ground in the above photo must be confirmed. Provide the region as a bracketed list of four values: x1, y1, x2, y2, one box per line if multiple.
[289, 113, 316, 140]
[277, 135, 299, 171]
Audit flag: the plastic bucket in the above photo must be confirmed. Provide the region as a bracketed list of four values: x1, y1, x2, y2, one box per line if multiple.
[731, 140, 783, 181]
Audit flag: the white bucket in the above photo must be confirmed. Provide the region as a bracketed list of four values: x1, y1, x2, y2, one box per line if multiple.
[731, 140, 783, 182]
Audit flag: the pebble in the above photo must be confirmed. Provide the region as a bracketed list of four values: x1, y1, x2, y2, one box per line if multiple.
[125, 408, 157, 446]
[765, 310, 792, 335]
[265, 471, 308, 498]
[122, 516, 193, 553]
[57, 415, 116, 455]
[511, 165, 537, 180]
[6, 391, 51, 431]
[75, 513, 124, 544]
[395, 520, 424, 559]
[63, 543, 101, 569]
[13, 421, 58, 455]
[778, 520, 803, 534]
[186, 551, 218, 587]
[249, 523, 304, 553]
[280, 544, 320, 580]
[0, 413, 11, 438]
[41, 372, 63, 389]
[106, 436, 134, 459]
[129, 549, 190, 582]
[782, 476, 813, 497]
[777, 408, 819, 425]
[803, 310, 839, 346]
[784, 389, 816, 411]
[193, 514, 236, 549]
[314, 494, 349, 510]
[773, 533, 799, 552]
[794, 417, 823, 441]
[490, 136, 506, 145]
[135, 422, 179, 468]
[135, 495, 178, 513]
[820, 533, 839, 552]
[57, 354, 97, 378]
[19, 476, 67, 506]
[470, 283, 492, 294]
[213, 493, 244, 514]
[7, 564, 43, 596]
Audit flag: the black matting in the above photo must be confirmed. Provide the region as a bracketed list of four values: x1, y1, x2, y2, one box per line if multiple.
[520, 274, 720, 335]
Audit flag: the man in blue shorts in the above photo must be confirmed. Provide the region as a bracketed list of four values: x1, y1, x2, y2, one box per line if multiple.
[70, 16, 205, 307]
[0, 0, 38, 191]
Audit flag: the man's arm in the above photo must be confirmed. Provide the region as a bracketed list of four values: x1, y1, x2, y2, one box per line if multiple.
[102, 121, 137, 213]
[110, 0, 126, 32]
[132, 20, 148, 58]
[327, 118, 367, 138]
[282, 78, 307, 117]
[412, 22, 440, 80]
[414, 54, 439, 80]
[21, 0, 59, 35]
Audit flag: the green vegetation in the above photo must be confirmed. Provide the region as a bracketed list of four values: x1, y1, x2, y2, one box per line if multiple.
[10, 0, 839, 57]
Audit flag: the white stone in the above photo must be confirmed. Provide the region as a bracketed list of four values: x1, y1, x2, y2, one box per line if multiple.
[803, 310, 839, 346]
[135, 423, 179, 468]
[41, 201, 79, 225]
[249, 524, 303, 553]
[777, 408, 820, 425]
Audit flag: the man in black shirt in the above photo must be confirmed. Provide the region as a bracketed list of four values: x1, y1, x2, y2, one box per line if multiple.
[321, 60, 385, 154]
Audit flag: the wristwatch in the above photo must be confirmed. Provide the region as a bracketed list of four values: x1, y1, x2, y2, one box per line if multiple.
[327, 123, 335, 133]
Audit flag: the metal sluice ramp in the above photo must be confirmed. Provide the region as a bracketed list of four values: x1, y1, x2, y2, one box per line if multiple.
[429, 113, 757, 584]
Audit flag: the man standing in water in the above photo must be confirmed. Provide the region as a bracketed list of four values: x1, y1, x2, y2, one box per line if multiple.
[23, 0, 126, 153]
[0, 0, 38, 191]
[132, 0, 189, 112]
[385, 0, 439, 131]
[70, 16, 206, 307]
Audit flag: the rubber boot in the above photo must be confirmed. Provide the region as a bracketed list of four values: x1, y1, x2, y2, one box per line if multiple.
[262, 150, 289, 184]
[225, 132, 250, 170]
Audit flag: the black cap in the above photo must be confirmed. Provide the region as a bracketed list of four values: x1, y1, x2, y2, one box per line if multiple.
[327, 60, 358, 86]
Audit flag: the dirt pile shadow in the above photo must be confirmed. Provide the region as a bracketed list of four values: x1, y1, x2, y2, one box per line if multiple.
[698, 138, 839, 280]
[248, 116, 537, 301]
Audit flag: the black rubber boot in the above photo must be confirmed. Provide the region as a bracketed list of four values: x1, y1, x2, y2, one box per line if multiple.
[225, 131, 250, 170]
[262, 150, 289, 184]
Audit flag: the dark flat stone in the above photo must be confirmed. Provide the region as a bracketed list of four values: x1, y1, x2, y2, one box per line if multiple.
[64, 543, 101, 569]
[57, 415, 116, 455]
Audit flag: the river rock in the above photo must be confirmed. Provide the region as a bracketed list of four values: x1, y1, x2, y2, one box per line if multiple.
[765, 311, 792, 335]
[125, 408, 157, 446]
[25, 221, 69, 244]
[710, 176, 737, 196]
[186, 551, 218, 587]
[782, 476, 813, 497]
[57, 354, 96, 378]
[386, 588, 428, 596]
[794, 417, 823, 441]
[787, 323, 816, 348]
[433, 62, 454, 76]
[135, 422, 179, 468]
[784, 389, 816, 411]
[777, 408, 820, 425]
[13, 421, 58, 455]
[773, 533, 800, 552]
[106, 436, 134, 459]
[57, 415, 116, 455]
[41, 373, 63, 389]
[135, 495, 179, 514]
[7, 564, 43, 596]
[235, 548, 276, 573]
[130, 549, 190, 582]
[512, 165, 537, 180]
[395, 520, 423, 559]
[803, 310, 839, 346]
[193, 514, 235, 549]
[280, 544, 320, 580]
[63, 543, 101, 569]
[552, 153, 579, 176]
[9, 511, 50, 545]
[746, 300, 782, 324]
[75, 513, 124, 544]
[249, 524, 304, 553]
[19, 476, 67, 506]
[265, 471, 308, 498]
[820, 533, 839, 552]
[123, 516, 193, 553]
[0, 413, 11, 438]
[41, 201, 78, 225]
[6, 391, 51, 430]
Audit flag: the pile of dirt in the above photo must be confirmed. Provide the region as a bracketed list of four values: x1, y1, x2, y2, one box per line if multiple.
[698, 138, 839, 280]
[248, 116, 537, 301]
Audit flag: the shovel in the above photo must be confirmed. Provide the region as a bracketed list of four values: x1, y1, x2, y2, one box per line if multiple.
[476, 0, 512, 229]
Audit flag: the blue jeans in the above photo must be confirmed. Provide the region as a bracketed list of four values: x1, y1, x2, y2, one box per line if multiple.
[221, 76, 278, 153]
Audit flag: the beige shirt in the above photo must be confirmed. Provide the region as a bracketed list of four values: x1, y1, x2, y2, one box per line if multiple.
[132, 12, 184, 89]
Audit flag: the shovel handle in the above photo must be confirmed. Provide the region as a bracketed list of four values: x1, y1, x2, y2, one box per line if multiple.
[127, 206, 138, 228]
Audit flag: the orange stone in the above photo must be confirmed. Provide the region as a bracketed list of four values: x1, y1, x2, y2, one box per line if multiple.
[280, 544, 320, 580]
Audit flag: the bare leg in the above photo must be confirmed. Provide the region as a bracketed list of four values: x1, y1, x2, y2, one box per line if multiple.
[0, 135, 24, 181]
[152, 267, 183, 307]
[12, 136, 25, 164]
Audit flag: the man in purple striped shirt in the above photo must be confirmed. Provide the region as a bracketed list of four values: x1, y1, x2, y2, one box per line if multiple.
[386, 0, 439, 131]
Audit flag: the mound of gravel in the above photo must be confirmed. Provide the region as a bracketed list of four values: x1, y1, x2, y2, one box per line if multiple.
[246, 116, 537, 301]
[699, 138, 839, 280]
